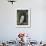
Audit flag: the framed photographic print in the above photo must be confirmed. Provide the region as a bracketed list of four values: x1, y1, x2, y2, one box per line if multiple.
[16, 8, 31, 28]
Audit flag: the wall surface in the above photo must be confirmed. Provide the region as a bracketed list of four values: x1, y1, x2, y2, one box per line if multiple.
[0, 0, 46, 42]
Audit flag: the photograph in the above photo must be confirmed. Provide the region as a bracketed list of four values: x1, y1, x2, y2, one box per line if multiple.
[16, 8, 31, 28]
[17, 10, 28, 25]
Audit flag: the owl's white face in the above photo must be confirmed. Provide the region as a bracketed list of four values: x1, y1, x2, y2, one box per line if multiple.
[20, 15, 24, 24]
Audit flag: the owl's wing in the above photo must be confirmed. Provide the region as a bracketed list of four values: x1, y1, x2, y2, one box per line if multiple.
[20, 16, 24, 24]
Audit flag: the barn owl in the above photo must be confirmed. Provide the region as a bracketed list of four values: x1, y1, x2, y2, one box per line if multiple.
[20, 15, 24, 24]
